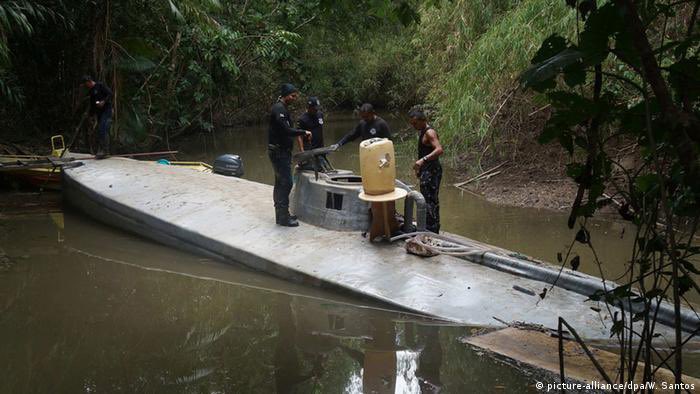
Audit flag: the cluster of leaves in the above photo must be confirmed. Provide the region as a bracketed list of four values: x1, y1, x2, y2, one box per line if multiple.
[110, 0, 312, 144]
[521, 0, 699, 384]
[299, 23, 422, 110]
[523, 0, 699, 220]
[0, 1, 67, 108]
[0, 0, 426, 147]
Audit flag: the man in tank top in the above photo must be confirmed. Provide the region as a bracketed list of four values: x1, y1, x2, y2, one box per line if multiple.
[409, 109, 444, 233]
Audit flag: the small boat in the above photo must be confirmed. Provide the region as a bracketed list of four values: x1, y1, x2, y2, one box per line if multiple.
[0, 136, 71, 190]
[62, 142, 700, 341]
[1, 136, 209, 190]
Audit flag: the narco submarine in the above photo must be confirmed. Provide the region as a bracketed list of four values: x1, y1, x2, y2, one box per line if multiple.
[62, 138, 700, 341]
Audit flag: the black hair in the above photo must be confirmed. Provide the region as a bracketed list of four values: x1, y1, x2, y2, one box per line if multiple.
[81, 75, 93, 83]
[409, 109, 427, 120]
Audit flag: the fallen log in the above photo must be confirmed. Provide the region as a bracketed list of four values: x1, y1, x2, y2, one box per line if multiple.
[453, 162, 507, 188]
[480, 170, 501, 180]
[455, 184, 484, 197]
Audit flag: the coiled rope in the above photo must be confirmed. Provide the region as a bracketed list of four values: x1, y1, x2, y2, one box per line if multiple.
[390, 231, 509, 257]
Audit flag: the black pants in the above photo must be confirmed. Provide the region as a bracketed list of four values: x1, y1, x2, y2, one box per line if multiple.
[97, 109, 112, 152]
[268, 147, 293, 215]
[419, 163, 442, 233]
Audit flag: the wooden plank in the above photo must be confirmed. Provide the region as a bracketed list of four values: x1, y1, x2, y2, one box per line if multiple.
[464, 327, 700, 386]
[0, 162, 58, 171]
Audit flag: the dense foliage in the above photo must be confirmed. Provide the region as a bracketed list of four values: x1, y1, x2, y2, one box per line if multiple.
[0, 0, 425, 149]
[1, 0, 584, 159]
[522, 0, 699, 386]
[416, 0, 575, 151]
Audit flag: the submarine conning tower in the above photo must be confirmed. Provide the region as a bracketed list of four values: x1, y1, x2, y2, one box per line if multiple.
[290, 139, 426, 232]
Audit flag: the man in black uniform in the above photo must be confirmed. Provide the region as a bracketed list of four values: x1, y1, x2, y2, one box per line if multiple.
[268, 83, 312, 227]
[82, 75, 113, 158]
[297, 96, 324, 151]
[296, 96, 330, 170]
[409, 109, 444, 233]
[333, 103, 391, 149]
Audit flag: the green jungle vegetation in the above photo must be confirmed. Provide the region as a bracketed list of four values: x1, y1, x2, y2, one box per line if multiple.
[0, 0, 575, 160]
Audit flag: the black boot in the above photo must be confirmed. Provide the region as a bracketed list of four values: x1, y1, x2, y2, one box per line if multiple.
[96, 136, 110, 159]
[279, 217, 299, 227]
[275, 210, 299, 227]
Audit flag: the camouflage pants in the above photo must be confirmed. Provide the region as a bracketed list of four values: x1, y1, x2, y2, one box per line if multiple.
[419, 163, 442, 233]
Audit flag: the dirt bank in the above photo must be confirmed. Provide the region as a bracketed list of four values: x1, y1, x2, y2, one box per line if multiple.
[456, 135, 579, 211]
[452, 93, 579, 211]
[465, 162, 578, 211]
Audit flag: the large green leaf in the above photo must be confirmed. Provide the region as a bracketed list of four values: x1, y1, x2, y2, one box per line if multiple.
[531, 34, 568, 64]
[578, 3, 621, 62]
[520, 48, 583, 90]
[563, 61, 586, 87]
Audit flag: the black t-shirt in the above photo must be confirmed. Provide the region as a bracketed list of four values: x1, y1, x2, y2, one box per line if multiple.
[89, 82, 113, 115]
[337, 116, 391, 146]
[268, 101, 306, 151]
[298, 111, 324, 150]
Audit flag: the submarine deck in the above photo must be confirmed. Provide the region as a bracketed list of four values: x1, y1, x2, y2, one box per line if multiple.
[62, 158, 685, 341]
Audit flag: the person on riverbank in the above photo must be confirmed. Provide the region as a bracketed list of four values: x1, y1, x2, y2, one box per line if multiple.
[409, 109, 443, 233]
[332, 103, 391, 150]
[81, 75, 112, 159]
[268, 83, 312, 227]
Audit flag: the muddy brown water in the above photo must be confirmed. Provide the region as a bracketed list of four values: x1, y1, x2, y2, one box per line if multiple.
[1, 211, 542, 393]
[1, 111, 699, 392]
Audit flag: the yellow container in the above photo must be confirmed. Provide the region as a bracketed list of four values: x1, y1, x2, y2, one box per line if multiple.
[51, 135, 66, 157]
[358, 138, 407, 202]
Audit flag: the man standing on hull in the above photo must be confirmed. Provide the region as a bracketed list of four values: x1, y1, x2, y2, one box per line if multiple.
[409, 109, 444, 233]
[297, 96, 324, 151]
[296, 96, 329, 170]
[268, 83, 312, 227]
[82, 75, 113, 158]
[333, 103, 391, 149]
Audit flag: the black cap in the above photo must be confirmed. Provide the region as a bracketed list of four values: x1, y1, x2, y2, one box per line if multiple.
[280, 83, 298, 97]
[359, 103, 374, 113]
[81, 75, 93, 83]
[307, 96, 320, 107]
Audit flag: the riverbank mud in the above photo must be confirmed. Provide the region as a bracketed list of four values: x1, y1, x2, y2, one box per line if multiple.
[453, 125, 578, 211]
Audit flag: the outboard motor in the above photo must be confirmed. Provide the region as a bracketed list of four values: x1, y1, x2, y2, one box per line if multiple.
[213, 154, 244, 177]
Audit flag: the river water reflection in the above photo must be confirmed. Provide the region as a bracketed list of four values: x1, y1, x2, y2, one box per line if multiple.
[0, 211, 539, 393]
